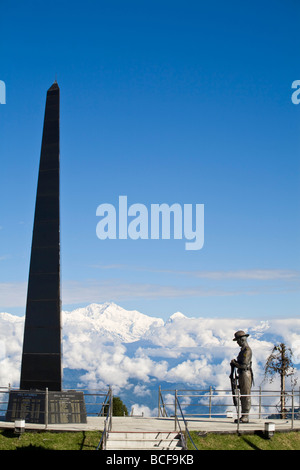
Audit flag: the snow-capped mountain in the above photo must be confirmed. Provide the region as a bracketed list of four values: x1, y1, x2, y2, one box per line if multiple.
[63, 302, 164, 343]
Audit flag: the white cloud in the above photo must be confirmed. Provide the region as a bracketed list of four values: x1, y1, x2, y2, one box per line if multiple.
[0, 283, 27, 308]
[188, 269, 300, 280]
[165, 357, 212, 386]
[92, 265, 300, 281]
[133, 384, 151, 397]
[130, 403, 156, 417]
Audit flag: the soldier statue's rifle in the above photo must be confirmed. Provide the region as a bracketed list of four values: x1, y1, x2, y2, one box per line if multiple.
[229, 362, 238, 411]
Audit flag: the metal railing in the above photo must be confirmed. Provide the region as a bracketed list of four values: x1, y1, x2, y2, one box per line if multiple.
[174, 390, 197, 450]
[158, 387, 300, 433]
[96, 386, 113, 450]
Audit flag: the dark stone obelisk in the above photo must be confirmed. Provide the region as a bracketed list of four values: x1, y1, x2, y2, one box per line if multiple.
[6, 83, 86, 424]
[20, 81, 62, 391]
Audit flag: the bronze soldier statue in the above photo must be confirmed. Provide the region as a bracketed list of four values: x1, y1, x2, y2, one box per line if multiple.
[230, 330, 253, 423]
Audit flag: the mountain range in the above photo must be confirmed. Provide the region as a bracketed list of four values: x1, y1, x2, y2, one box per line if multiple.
[0, 302, 299, 415]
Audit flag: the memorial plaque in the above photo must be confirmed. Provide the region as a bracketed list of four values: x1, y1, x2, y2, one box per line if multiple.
[6, 391, 46, 424]
[6, 390, 87, 424]
[48, 391, 87, 424]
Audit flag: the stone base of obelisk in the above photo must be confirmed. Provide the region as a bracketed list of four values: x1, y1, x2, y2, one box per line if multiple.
[6, 390, 87, 424]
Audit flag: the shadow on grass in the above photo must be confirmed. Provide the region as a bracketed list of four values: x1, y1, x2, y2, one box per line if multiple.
[241, 437, 262, 451]
[80, 431, 86, 450]
[1, 430, 17, 439]
[241, 431, 270, 450]
[15, 444, 51, 451]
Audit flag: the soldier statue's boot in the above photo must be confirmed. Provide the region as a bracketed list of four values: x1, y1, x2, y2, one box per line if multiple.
[234, 415, 249, 423]
[240, 415, 249, 423]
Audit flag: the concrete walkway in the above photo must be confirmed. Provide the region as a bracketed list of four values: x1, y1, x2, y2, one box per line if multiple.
[1, 416, 300, 434]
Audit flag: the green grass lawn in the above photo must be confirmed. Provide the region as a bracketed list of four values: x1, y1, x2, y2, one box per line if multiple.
[0, 429, 300, 450]
[187, 431, 300, 450]
[0, 430, 101, 450]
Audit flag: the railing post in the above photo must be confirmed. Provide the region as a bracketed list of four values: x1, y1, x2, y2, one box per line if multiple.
[259, 386, 262, 419]
[236, 389, 240, 434]
[209, 386, 212, 418]
[174, 390, 177, 431]
[45, 388, 48, 427]
[109, 386, 113, 431]
[158, 386, 161, 418]
[291, 389, 294, 430]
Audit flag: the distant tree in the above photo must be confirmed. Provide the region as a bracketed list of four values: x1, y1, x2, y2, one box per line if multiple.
[103, 396, 128, 417]
[112, 396, 128, 416]
[264, 343, 297, 419]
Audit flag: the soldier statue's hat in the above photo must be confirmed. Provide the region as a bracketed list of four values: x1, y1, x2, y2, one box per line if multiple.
[233, 330, 249, 341]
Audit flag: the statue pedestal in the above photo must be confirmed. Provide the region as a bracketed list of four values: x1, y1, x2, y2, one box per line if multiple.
[6, 390, 87, 424]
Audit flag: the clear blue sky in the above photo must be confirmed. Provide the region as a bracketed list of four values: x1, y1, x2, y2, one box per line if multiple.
[0, 0, 300, 319]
